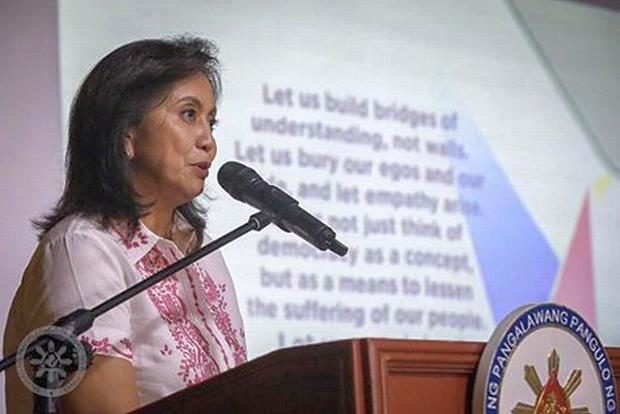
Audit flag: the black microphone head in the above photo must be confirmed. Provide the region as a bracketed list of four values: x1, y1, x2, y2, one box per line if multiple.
[217, 161, 263, 201]
[217, 160, 345, 256]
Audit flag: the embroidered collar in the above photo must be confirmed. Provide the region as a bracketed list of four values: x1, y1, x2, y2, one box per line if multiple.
[113, 212, 196, 264]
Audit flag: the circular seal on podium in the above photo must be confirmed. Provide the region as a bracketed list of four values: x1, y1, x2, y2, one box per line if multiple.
[473, 303, 617, 414]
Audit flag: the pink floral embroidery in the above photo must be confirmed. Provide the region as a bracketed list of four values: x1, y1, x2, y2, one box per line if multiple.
[186, 267, 231, 369]
[80, 335, 133, 360]
[160, 344, 173, 356]
[111, 224, 149, 250]
[136, 247, 220, 386]
[195, 266, 247, 366]
[167, 249, 234, 370]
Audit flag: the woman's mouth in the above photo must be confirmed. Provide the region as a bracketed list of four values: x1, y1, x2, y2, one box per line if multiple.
[191, 162, 210, 179]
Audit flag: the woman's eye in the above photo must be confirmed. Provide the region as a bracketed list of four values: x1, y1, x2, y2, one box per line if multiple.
[182, 109, 197, 122]
[210, 118, 219, 130]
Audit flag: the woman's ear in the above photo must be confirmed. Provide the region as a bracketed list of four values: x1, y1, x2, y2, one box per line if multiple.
[124, 129, 136, 160]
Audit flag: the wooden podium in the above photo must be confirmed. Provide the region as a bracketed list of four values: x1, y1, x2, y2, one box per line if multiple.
[135, 339, 620, 413]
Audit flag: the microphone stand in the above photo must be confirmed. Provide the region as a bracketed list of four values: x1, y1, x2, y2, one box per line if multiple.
[0, 211, 273, 413]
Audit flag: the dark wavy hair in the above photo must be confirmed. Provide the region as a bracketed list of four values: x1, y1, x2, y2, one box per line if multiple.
[35, 36, 221, 247]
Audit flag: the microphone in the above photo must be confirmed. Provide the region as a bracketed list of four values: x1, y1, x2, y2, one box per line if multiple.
[217, 161, 348, 257]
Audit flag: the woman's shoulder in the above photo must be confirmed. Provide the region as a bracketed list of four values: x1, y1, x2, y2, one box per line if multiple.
[42, 214, 111, 245]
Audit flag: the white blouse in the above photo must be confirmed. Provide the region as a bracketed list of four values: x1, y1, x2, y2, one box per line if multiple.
[4, 213, 246, 412]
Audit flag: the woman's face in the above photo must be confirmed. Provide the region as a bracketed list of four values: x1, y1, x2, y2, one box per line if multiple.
[126, 73, 217, 209]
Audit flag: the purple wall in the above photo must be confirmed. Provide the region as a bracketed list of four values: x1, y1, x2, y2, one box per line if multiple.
[0, 0, 63, 401]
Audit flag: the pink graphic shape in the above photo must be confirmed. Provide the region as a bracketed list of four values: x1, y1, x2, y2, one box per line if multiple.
[553, 194, 596, 327]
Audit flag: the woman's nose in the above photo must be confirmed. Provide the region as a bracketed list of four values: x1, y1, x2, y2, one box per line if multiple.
[197, 120, 215, 151]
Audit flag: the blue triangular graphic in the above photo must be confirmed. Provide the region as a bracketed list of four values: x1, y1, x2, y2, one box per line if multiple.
[442, 108, 559, 323]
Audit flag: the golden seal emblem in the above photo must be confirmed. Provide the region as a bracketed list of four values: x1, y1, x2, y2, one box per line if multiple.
[513, 349, 589, 414]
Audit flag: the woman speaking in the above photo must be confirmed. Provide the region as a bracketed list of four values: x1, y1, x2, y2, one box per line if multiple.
[4, 37, 246, 413]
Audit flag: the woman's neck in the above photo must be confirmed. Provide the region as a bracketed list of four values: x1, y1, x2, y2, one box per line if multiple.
[141, 205, 175, 240]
